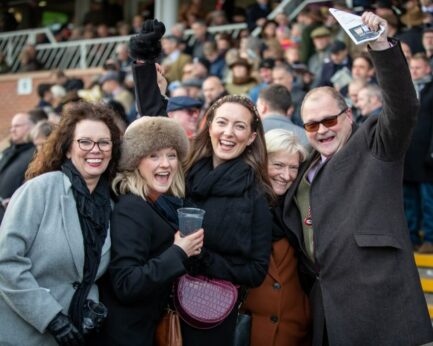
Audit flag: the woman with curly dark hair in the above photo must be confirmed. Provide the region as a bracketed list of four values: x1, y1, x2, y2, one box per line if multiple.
[0, 101, 121, 346]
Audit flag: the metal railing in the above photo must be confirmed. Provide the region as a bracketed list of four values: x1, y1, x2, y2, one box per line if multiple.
[0, 27, 56, 72]
[252, 0, 335, 36]
[0, 0, 330, 73]
[36, 35, 130, 71]
[0, 22, 248, 73]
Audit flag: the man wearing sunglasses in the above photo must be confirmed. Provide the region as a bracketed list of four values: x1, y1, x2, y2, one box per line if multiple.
[281, 11, 433, 345]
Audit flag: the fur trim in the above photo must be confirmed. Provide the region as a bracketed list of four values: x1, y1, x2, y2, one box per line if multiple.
[119, 116, 189, 171]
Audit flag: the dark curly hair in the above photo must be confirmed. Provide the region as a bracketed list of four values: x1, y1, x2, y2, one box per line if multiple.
[25, 101, 121, 182]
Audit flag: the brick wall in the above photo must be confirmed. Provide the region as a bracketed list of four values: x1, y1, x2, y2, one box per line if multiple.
[0, 68, 104, 149]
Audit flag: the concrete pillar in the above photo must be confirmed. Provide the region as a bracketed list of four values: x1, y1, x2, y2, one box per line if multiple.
[124, 0, 141, 23]
[74, 0, 90, 26]
[154, 0, 179, 32]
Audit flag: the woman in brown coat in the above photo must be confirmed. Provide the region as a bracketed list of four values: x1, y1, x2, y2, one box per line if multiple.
[243, 129, 312, 346]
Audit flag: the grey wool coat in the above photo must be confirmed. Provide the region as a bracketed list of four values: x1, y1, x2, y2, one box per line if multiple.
[0, 171, 111, 346]
[282, 41, 433, 345]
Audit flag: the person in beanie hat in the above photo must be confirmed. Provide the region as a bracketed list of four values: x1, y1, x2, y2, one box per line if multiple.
[97, 116, 204, 345]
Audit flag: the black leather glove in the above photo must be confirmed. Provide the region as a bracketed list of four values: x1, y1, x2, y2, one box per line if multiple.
[47, 312, 85, 346]
[129, 19, 166, 62]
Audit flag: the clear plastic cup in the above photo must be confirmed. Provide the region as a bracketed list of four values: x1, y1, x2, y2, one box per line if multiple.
[177, 208, 205, 237]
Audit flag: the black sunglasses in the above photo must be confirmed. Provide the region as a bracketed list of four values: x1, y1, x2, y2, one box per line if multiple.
[303, 108, 348, 133]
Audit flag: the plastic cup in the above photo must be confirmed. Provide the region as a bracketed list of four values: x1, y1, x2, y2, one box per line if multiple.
[177, 208, 205, 237]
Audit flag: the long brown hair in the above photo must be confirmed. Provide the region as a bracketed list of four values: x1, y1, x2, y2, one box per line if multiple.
[25, 101, 121, 181]
[185, 94, 275, 202]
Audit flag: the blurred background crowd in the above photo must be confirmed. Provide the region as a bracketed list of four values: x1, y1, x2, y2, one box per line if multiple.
[0, 0, 433, 251]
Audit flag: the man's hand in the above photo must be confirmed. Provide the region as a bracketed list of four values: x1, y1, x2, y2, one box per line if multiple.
[361, 12, 390, 51]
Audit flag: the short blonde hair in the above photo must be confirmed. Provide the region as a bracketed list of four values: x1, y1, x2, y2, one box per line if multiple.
[265, 129, 308, 162]
[112, 162, 186, 200]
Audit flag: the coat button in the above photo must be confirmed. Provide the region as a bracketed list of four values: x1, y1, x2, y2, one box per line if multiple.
[273, 282, 281, 289]
[270, 315, 278, 324]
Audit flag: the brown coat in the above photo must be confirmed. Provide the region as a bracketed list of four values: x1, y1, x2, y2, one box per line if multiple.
[162, 53, 191, 83]
[243, 238, 311, 346]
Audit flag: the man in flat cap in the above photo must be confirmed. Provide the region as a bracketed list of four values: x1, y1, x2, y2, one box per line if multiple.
[167, 96, 202, 138]
[249, 58, 275, 103]
[308, 26, 332, 87]
[99, 70, 134, 114]
[318, 40, 352, 88]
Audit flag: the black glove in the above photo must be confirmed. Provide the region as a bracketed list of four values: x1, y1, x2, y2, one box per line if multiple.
[129, 19, 166, 62]
[47, 312, 85, 346]
[185, 248, 210, 276]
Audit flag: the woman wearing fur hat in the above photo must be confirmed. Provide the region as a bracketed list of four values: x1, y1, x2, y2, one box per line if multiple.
[181, 95, 273, 345]
[97, 116, 204, 346]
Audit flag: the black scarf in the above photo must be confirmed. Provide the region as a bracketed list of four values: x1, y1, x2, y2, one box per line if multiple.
[271, 196, 286, 241]
[61, 160, 111, 332]
[187, 156, 255, 198]
[186, 157, 257, 256]
[154, 194, 184, 229]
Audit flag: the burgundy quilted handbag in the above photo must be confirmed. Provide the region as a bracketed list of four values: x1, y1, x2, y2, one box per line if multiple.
[174, 274, 238, 329]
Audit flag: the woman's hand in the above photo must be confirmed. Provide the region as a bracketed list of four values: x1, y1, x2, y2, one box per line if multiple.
[46, 313, 84, 346]
[155, 63, 168, 95]
[174, 229, 204, 257]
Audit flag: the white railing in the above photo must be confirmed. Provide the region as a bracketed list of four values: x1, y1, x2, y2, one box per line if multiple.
[36, 35, 130, 71]
[0, 0, 332, 73]
[0, 23, 248, 73]
[0, 28, 56, 72]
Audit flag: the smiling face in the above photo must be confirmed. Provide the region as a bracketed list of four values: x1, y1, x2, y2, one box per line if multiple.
[268, 150, 300, 195]
[138, 147, 179, 201]
[302, 91, 353, 159]
[67, 120, 112, 192]
[209, 102, 257, 167]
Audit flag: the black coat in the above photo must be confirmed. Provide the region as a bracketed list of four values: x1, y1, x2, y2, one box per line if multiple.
[182, 157, 272, 346]
[97, 193, 187, 346]
[246, 3, 271, 31]
[0, 142, 35, 199]
[132, 61, 167, 117]
[404, 79, 433, 183]
[0, 142, 35, 223]
[283, 42, 433, 345]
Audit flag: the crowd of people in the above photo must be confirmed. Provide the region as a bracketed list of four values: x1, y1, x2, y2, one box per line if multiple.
[0, 1, 433, 345]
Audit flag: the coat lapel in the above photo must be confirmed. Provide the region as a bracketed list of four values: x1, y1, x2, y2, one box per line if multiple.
[267, 254, 279, 281]
[60, 176, 84, 279]
[282, 152, 319, 245]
